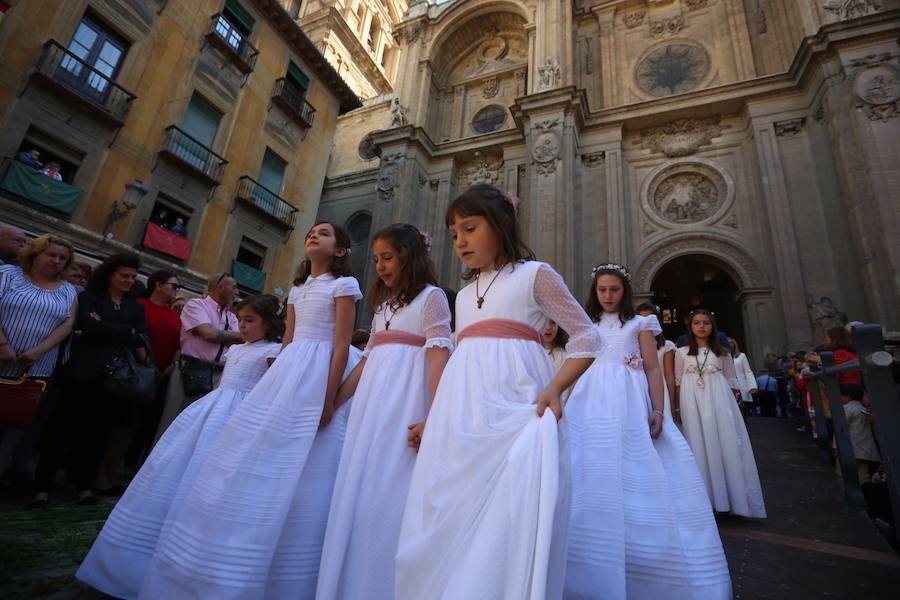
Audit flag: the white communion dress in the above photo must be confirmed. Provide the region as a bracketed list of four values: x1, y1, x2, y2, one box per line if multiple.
[76, 340, 280, 599]
[395, 261, 602, 600]
[564, 314, 731, 599]
[676, 346, 766, 518]
[657, 338, 677, 418]
[316, 285, 452, 600]
[138, 273, 362, 599]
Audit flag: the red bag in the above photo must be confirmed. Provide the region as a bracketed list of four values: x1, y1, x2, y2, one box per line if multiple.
[0, 375, 46, 429]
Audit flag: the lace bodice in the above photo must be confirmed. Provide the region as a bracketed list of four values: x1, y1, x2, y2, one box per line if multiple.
[675, 346, 738, 388]
[365, 285, 453, 356]
[592, 313, 662, 366]
[287, 274, 362, 342]
[218, 341, 281, 392]
[455, 261, 601, 358]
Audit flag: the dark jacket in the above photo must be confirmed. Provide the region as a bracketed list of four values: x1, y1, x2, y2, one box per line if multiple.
[63, 289, 148, 378]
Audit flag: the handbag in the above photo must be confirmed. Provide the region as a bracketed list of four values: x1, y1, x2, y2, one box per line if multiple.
[0, 373, 46, 429]
[103, 335, 157, 406]
[180, 356, 214, 398]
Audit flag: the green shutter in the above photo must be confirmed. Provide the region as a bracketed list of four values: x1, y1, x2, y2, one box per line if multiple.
[287, 61, 310, 92]
[224, 0, 254, 34]
[258, 149, 286, 194]
[182, 94, 221, 147]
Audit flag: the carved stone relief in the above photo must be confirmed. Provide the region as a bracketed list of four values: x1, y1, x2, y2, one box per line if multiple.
[531, 118, 561, 177]
[774, 118, 806, 137]
[724, 212, 739, 229]
[581, 152, 606, 168]
[482, 77, 499, 99]
[684, 0, 709, 10]
[537, 58, 561, 91]
[461, 151, 504, 186]
[649, 15, 685, 38]
[640, 117, 725, 157]
[388, 98, 408, 128]
[377, 152, 403, 203]
[852, 58, 900, 121]
[636, 44, 710, 97]
[643, 160, 732, 226]
[583, 38, 594, 75]
[623, 11, 646, 29]
[403, 21, 424, 44]
[823, 0, 882, 21]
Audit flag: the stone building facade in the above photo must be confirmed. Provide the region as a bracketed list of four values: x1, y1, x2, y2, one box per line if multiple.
[0, 0, 359, 295]
[317, 0, 900, 364]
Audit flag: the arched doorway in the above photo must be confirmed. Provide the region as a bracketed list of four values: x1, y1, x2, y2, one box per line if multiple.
[650, 254, 747, 350]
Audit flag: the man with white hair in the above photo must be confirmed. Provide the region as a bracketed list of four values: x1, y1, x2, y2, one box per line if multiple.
[0, 223, 27, 265]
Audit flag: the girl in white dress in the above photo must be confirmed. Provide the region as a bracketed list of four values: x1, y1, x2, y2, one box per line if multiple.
[676, 309, 766, 519]
[317, 224, 452, 600]
[395, 185, 602, 600]
[543, 319, 568, 374]
[638, 302, 678, 419]
[729, 337, 758, 417]
[564, 265, 731, 600]
[138, 221, 363, 599]
[76, 295, 284, 599]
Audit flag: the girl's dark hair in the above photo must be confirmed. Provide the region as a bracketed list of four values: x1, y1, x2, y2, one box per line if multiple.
[546, 320, 569, 350]
[88, 253, 140, 294]
[293, 221, 354, 285]
[144, 270, 177, 298]
[366, 223, 438, 313]
[445, 184, 534, 280]
[687, 308, 726, 357]
[237, 294, 285, 342]
[636, 302, 665, 349]
[584, 264, 635, 326]
[826, 326, 854, 352]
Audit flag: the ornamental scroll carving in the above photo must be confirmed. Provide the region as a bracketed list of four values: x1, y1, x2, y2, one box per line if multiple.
[684, 0, 709, 10]
[640, 117, 724, 157]
[623, 11, 646, 29]
[377, 152, 403, 203]
[461, 151, 503, 186]
[649, 15, 685, 38]
[823, 0, 882, 21]
[531, 118, 561, 177]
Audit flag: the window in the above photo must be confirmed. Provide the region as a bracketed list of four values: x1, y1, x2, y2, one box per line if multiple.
[216, 0, 254, 51]
[149, 199, 191, 232]
[57, 14, 128, 104]
[16, 128, 84, 184]
[236, 236, 265, 270]
[176, 93, 222, 169]
[358, 133, 379, 160]
[287, 61, 310, 97]
[471, 105, 507, 134]
[253, 148, 287, 213]
[234, 236, 267, 293]
[142, 197, 193, 260]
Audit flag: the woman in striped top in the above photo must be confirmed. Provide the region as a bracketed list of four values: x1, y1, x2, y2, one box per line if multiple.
[0, 234, 78, 382]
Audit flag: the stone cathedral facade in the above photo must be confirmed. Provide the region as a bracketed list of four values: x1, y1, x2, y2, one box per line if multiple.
[312, 0, 900, 365]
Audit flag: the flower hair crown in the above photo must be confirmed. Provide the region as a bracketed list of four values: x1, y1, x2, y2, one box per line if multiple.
[419, 230, 433, 253]
[591, 262, 631, 281]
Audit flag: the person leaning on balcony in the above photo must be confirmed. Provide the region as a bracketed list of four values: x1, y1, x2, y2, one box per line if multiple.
[41, 162, 63, 182]
[14, 149, 42, 170]
[0, 223, 27, 265]
[154, 272, 241, 443]
[169, 217, 186, 236]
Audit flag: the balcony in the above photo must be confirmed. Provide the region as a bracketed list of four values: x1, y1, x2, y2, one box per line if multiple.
[142, 222, 192, 261]
[205, 13, 258, 74]
[0, 158, 82, 217]
[272, 78, 316, 129]
[158, 126, 227, 184]
[234, 176, 298, 230]
[30, 40, 136, 125]
[233, 259, 265, 292]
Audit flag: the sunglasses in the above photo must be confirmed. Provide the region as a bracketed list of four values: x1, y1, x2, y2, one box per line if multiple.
[164, 281, 181, 290]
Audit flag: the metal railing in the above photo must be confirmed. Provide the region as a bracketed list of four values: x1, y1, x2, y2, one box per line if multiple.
[234, 176, 298, 229]
[803, 324, 899, 541]
[158, 125, 227, 183]
[33, 40, 136, 123]
[207, 13, 258, 72]
[272, 78, 316, 128]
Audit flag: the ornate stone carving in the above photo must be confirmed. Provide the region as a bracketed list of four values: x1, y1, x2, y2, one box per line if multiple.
[482, 77, 499, 99]
[851, 56, 900, 122]
[429, 179, 440, 190]
[807, 295, 847, 343]
[531, 121, 561, 177]
[462, 151, 504, 186]
[774, 118, 806, 137]
[684, 0, 709, 10]
[636, 44, 710, 97]
[534, 161, 559, 176]
[583, 38, 594, 74]
[418, 170, 427, 187]
[377, 152, 403, 203]
[388, 98, 408, 128]
[581, 152, 606, 168]
[623, 11, 646, 29]
[633, 236, 766, 291]
[724, 212, 739, 229]
[644, 162, 731, 226]
[403, 21, 424, 44]
[649, 15, 685, 38]
[823, 0, 881, 20]
[640, 117, 724, 157]
[537, 58, 561, 91]
[754, 0, 768, 33]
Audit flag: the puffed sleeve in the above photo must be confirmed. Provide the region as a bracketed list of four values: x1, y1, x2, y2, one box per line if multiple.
[722, 353, 739, 390]
[532, 264, 601, 358]
[674, 349, 685, 386]
[639, 314, 663, 336]
[287, 285, 302, 305]
[422, 288, 453, 352]
[334, 276, 363, 301]
[264, 342, 281, 360]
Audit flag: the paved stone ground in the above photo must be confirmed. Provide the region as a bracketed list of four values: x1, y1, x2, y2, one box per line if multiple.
[0, 416, 897, 598]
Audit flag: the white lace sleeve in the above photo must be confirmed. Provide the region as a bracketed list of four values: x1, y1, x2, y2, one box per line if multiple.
[674, 349, 685, 386]
[533, 264, 601, 358]
[722, 353, 739, 389]
[422, 288, 453, 351]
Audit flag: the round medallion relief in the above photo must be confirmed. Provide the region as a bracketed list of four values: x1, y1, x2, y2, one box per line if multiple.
[646, 162, 730, 225]
[635, 44, 710, 98]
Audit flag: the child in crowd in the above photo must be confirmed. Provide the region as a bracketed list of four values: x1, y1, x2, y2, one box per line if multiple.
[76, 295, 284, 598]
[395, 184, 601, 599]
[637, 302, 678, 419]
[565, 266, 731, 600]
[317, 224, 452, 600]
[676, 309, 766, 518]
[543, 318, 568, 374]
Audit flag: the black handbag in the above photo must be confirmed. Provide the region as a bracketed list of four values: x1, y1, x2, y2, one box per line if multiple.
[180, 356, 215, 398]
[103, 335, 157, 406]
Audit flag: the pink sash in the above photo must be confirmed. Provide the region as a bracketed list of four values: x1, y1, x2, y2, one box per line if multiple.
[367, 330, 427, 350]
[456, 318, 542, 345]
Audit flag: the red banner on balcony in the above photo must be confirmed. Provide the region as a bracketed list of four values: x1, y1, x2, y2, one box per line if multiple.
[143, 222, 192, 261]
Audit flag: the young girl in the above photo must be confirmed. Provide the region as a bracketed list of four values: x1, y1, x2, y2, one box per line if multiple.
[676, 309, 766, 518]
[543, 319, 568, 374]
[138, 221, 362, 598]
[317, 224, 452, 600]
[564, 266, 730, 600]
[729, 337, 758, 418]
[76, 295, 284, 598]
[637, 302, 678, 419]
[395, 185, 601, 600]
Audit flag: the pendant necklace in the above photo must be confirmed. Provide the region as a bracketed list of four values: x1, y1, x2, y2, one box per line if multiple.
[112, 300, 121, 311]
[475, 263, 508, 309]
[695, 347, 711, 389]
[383, 303, 398, 331]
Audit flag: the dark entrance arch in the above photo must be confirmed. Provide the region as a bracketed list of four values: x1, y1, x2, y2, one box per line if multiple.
[650, 254, 746, 350]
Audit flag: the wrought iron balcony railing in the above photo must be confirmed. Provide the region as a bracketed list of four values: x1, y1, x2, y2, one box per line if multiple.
[206, 13, 259, 73]
[234, 175, 298, 229]
[33, 40, 136, 124]
[272, 78, 316, 129]
[158, 125, 227, 183]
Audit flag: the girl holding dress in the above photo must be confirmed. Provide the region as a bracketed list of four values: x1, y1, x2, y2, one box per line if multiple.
[316, 224, 452, 600]
[395, 184, 601, 600]
[138, 221, 363, 599]
[676, 309, 766, 519]
[76, 295, 284, 599]
[564, 265, 731, 600]
[637, 302, 678, 420]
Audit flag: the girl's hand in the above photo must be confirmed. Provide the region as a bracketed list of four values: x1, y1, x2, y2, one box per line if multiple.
[407, 420, 426, 451]
[16, 347, 43, 369]
[319, 401, 335, 430]
[648, 411, 663, 439]
[536, 386, 563, 421]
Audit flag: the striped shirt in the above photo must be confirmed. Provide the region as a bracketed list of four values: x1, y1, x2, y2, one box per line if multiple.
[0, 265, 77, 378]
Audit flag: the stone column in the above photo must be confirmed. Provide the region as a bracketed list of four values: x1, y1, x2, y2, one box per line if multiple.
[594, 6, 616, 108]
[604, 138, 627, 265]
[722, 0, 757, 80]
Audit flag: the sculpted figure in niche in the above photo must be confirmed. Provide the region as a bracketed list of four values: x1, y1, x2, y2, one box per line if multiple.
[389, 98, 408, 128]
[806, 295, 847, 343]
[537, 58, 561, 91]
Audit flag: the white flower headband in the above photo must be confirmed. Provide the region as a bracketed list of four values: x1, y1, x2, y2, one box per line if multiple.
[591, 262, 631, 281]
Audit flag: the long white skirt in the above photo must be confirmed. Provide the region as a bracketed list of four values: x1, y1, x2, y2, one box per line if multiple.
[395, 338, 569, 600]
[317, 343, 430, 600]
[138, 341, 358, 599]
[680, 372, 766, 519]
[564, 362, 731, 600]
[76, 383, 249, 599]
